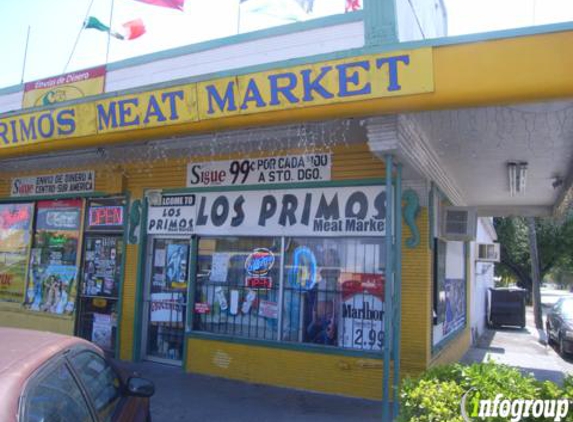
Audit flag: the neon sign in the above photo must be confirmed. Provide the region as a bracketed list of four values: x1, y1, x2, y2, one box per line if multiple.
[88, 206, 123, 227]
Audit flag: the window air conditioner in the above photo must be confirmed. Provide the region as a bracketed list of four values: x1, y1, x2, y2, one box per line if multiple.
[477, 243, 500, 262]
[441, 206, 477, 241]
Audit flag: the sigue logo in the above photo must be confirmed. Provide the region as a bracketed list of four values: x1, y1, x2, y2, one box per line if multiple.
[461, 388, 570, 422]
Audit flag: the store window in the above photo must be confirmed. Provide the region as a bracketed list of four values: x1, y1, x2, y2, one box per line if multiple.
[432, 239, 467, 347]
[194, 237, 281, 341]
[193, 236, 385, 351]
[25, 200, 83, 315]
[0, 203, 34, 303]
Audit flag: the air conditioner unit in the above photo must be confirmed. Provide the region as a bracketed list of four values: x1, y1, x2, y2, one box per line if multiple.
[441, 206, 477, 241]
[477, 243, 500, 262]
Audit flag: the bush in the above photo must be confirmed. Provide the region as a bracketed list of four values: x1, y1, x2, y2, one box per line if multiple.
[398, 362, 573, 422]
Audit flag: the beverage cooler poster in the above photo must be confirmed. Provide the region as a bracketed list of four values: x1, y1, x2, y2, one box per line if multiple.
[0, 203, 34, 302]
[26, 200, 82, 315]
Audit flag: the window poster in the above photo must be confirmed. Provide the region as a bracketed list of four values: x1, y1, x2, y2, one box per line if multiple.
[25, 200, 82, 315]
[82, 236, 122, 297]
[165, 243, 189, 289]
[0, 203, 34, 302]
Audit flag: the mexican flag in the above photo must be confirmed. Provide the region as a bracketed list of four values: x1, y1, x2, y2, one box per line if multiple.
[85, 17, 146, 40]
[131, 0, 185, 11]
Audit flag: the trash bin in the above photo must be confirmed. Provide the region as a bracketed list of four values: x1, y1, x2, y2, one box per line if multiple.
[487, 287, 527, 328]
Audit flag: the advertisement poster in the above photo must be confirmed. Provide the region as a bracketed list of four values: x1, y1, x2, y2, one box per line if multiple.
[209, 253, 230, 282]
[148, 186, 386, 237]
[26, 200, 82, 315]
[150, 292, 184, 323]
[165, 244, 189, 289]
[443, 278, 466, 337]
[0, 203, 34, 302]
[23, 66, 106, 108]
[339, 273, 385, 351]
[187, 153, 331, 187]
[82, 236, 121, 297]
[11, 171, 95, 197]
[28, 265, 78, 315]
[92, 313, 113, 350]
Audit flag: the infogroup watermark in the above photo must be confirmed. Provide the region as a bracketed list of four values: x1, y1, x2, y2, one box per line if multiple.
[461, 389, 571, 422]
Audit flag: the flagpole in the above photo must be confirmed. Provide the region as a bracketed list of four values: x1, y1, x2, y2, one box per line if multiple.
[64, 0, 96, 73]
[20, 26, 31, 84]
[237, 0, 241, 34]
[106, 0, 115, 65]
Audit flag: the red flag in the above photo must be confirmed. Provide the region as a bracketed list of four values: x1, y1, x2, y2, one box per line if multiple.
[345, 0, 360, 12]
[122, 19, 146, 40]
[132, 0, 185, 11]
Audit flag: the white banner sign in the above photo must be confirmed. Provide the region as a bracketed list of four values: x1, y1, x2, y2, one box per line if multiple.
[147, 194, 196, 235]
[187, 153, 331, 187]
[150, 292, 184, 323]
[147, 186, 386, 237]
[11, 171, 95, 197]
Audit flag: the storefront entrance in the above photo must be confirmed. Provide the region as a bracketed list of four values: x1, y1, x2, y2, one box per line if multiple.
[76, 198, 126, 357]
[142, 236, 189, 364]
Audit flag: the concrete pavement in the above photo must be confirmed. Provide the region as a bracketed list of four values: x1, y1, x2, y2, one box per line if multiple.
[462, 305, 573, 384]
[125, 361, 383, 422]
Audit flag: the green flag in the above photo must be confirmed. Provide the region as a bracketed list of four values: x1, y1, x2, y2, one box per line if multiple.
[84, 16, 111, 33]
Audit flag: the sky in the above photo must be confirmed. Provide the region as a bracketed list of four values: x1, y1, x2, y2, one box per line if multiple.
[0, 0, 573, 90]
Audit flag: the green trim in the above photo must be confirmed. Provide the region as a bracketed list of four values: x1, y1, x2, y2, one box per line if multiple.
[382, 154, 393, 422]
[187, 331, 384, 360]
[182, 235, 198, 371]
[429, 182, 434, 249]
[0, 191, 108, 204]
[132, 196, 149, 361]
[364, 0, 397, 46]
[162, 178, 387, 195]
[115, 193, 130, 359]
[392, 163, 403, 418]
[431, 324, 466, 355]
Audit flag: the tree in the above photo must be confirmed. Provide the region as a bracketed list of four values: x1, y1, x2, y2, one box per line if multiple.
[494, 216, 573, 292]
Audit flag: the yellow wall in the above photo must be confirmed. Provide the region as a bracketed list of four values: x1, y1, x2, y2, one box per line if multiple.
[186, 338, 385, 400]
[0, 144, 443, 400]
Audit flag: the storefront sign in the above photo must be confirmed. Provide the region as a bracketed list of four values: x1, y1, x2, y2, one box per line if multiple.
[258, 300, 278, 319]
[0, 48, 433, 151]
[88, 205, 124, 227]
[11, 171, 95, 197]
[194, 302, 210, 314]
[147, 186, 386, 237]
[147, 194, 196, 235]
[23, 66, 106, 109]
[245, 276, 272, 289]
[0, 203, 34, 303]
[187, 153, 331, 187]
[245, 248, 275, 275]
[36, 200, 82, 231]
[339, 273, 385, 351]
[150, 292, 184, 323]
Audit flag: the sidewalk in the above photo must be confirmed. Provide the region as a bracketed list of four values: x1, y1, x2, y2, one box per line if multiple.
[125, 361, 383, 422]
[461, 307, 573, 384]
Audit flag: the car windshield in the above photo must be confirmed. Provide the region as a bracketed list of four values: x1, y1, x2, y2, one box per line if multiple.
[560, 300, 573, 318]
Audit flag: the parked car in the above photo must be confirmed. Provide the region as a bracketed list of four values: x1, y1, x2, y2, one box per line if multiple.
[546, 297, 573, 357]
[0, 327, 154, 422]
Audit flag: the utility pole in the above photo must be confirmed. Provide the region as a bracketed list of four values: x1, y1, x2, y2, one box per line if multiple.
[526, 217, 544, 334]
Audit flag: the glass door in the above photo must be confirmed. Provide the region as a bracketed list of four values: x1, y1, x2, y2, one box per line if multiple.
[76, 198, 125, 357]
[142, 237, 189, 364]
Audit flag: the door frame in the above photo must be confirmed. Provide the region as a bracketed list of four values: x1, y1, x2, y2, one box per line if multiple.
[141, 234, 192, 365]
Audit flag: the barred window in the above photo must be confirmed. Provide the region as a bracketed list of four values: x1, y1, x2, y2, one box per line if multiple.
[193, 236, 385, 352]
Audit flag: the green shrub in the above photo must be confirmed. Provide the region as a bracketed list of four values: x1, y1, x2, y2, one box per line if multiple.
[398, 362, 573, 422]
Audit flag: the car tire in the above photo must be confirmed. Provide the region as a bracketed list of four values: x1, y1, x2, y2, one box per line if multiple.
[559, 334, 568, 357]
[546, 323, 553, 344]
